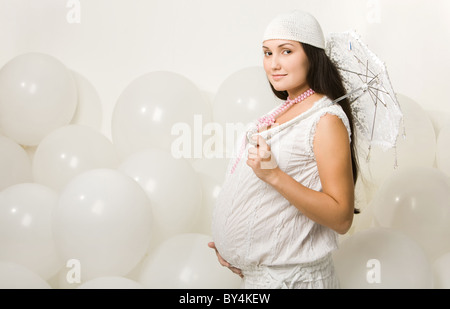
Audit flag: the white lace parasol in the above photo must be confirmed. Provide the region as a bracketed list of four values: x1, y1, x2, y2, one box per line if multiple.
[326, 30, 404, 156]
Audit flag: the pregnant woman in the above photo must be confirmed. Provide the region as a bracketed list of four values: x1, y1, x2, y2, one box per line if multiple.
[209, 10, 359, 289]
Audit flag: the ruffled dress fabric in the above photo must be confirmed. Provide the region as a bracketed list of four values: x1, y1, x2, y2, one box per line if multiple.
[240, 253, 340, 289]
[212, 96, 351, 289]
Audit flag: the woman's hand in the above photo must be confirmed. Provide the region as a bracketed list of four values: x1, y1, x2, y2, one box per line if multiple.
[247, 135, 281, 184]
[208, 242, 243, 278]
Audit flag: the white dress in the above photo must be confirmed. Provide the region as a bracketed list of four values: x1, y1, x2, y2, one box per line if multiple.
[211, 96, 351, 289]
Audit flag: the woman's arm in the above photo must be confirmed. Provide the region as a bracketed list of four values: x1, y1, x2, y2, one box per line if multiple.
[247, 114, 355, 234]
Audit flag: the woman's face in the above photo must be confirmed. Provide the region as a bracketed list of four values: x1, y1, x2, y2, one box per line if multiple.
[262, 39, 310, 98]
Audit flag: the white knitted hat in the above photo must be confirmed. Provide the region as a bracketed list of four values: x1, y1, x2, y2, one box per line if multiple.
[263, 10, 325, 49]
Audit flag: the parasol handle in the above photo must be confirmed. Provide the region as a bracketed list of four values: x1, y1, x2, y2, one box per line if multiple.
[333, 79, 375, 103]
[333, 78, 378, 104]
[332, 85, 367, 104]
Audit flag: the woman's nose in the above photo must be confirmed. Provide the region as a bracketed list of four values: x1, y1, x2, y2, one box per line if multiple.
[271, 55, 281, 70]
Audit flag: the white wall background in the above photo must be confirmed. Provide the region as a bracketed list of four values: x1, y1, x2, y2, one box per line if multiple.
[1, 0, 449, 139]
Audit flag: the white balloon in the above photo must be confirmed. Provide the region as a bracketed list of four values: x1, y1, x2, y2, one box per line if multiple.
[371, 167, 450, 259]
[427, 109, 450, 138]
[118, 149, 202, 242]
[333, 228, 433, 289]
[0, 53, 77, 146]
[0, 135, 32, 191]
[358, 94, 436, 186]
[0, 183, 62, 280]
[70, 71, 102, 130]
[138, 233, 242, 289]
[0, 261, 51, 289]
[213, 66, 279, 126]
[53, 169, 153, 281]
[436, 124, 450, 177]
[433, 252, 450, 289]
[190, 157, 230, 185]
[33, 125, 119, 191]
[77, 276, 144, 289]
[112, 71, 212, 159]
[192, 172, 222, 235]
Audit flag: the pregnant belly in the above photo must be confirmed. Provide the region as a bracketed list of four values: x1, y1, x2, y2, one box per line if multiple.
[212, 183, 297, 268]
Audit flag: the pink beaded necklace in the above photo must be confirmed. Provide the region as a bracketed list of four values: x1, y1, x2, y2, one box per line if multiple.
[256, 88, 315, 131]
[230, 88, 315, 174]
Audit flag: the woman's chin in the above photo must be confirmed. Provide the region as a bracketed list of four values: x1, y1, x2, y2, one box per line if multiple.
[271, 84, 287, 92]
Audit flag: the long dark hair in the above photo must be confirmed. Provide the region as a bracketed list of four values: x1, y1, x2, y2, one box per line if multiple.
[269, 42, 360, 214]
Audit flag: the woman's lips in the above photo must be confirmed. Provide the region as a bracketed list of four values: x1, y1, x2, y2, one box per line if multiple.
[272, 74, 287, 81]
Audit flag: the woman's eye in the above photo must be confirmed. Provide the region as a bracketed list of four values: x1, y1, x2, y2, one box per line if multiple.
[263, 51, 272, 57]
[282, 50, 292, 55]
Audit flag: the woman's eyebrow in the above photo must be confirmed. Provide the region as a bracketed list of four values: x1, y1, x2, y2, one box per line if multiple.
[262, 43, 295, 49]
[278, 43, 295, 48]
